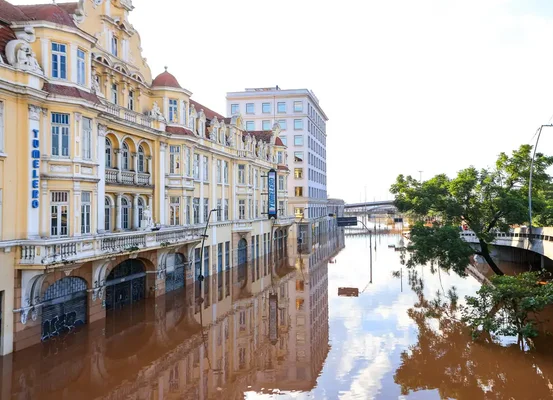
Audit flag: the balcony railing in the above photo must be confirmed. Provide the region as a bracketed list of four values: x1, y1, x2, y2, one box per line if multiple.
[105, 170, 152, 186]
[104, 103, 156, 130]
[19, 226, 203, 267]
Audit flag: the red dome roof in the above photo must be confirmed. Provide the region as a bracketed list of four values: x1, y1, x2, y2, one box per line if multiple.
[152, 69, 181, 89]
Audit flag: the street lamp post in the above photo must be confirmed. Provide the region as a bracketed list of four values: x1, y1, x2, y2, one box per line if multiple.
[197, 208, 219, 286]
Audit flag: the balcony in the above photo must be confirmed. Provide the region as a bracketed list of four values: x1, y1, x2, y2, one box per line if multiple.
[18, 226, 203, 268]
[233, 221, 253, 232]
[105, 169, 152, 187]
[104, 103, 162, 131]
[274, 216, 295, 227]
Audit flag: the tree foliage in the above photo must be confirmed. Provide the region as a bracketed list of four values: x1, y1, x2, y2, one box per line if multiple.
[462, 272, 553, 343]
[391, 144, 553, 275]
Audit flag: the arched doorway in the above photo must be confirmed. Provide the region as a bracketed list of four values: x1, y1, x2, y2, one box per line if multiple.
[105, 259, 146, 310]
[166, 253, 186, 293]
[41, 277, 88, 341]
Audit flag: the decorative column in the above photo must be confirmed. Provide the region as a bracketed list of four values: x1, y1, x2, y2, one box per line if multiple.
[40, 181, 49, 237]
[132, 152, 138, 184]
[132, 194, 140, 229]
[114, 149, 122, 182]
[147, 156, 152, 185]
[115, 193, 122, 231]
[27, 105, 41, 239]
[97, 124, 107, 233]
[74, 183, 81, 237]
[158, 143, 167, 225]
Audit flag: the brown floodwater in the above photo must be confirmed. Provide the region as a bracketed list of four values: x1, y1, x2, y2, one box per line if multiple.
[2, 233, 553, 399]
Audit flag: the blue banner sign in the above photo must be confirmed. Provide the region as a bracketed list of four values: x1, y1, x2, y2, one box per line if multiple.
[31, 129, 40, 208]
[267, 169, 277, 219]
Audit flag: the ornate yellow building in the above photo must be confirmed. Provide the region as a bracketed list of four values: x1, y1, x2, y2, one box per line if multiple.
[0, 0, 293, 355]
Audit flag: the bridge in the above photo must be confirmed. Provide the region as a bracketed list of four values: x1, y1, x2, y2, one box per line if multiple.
[344, 200, 397, 216]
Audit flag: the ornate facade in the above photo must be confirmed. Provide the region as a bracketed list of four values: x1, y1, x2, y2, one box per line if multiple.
[0, 0, 293, 355]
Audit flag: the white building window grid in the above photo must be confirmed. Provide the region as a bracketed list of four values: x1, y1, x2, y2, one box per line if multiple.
[138, 145, 146, 173]
[277, 102, 286, 113]
[202, 155, 209, 182]
[294, 101, 303, 112]
[238, 165, 245, 184]
[122, 142, 130, 170]
[193, 198, 200, 224]
[262, 103, 271, 113]
[105, 138, 112, 168]
[262, 120, 271, 131]
[81, 191, 91, 234]
[121, 197, 131, 230]
[246, 121, 254, 131]
[137, 197, 145, 226]
[193, 154, 200, 180]
[294, 119, 303, 130]
[111, 83, 118, 105]
[224, 161, 229, 184]
[170, 196, 180, 226]
[239, 200, 245, 220]
[216, 159, 222, 183]
[104, 197, 111, 231]
[128, 90, 135, 111]
[246, 103, 254, 114]
[50, 191, 69, 237]
[51, 113, 70, 157]
[278, 119, 287, 130]
[224, 199, 229, 220]
[231, 104, 239, 115]
[111, 35, 118, 57]
[184, 147, 191, 176]
[170, 145, 180, 174]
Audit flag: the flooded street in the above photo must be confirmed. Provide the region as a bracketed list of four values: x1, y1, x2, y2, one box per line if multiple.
[3, 233, 553, 399]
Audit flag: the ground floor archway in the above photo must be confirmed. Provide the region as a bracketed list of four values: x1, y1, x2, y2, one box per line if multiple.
[165, 253, 186, 293]
[41, 277, 88, 341]
[105, 259, 146, 310]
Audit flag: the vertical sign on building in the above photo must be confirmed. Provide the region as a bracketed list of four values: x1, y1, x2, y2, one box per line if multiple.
[31, 129, 40, 209]
[269, 293, 278, 344]
[267, 168, 277, 219]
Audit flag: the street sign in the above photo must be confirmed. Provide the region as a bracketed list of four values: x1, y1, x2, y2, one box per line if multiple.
[267, 169, 277, 219]
[337, 217, 358, 227]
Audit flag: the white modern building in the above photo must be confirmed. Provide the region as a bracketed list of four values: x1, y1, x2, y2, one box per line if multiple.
[226, 87, 329, 247]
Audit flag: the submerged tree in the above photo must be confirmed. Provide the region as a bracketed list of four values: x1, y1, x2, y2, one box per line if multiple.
[462, 271, 553, 346]
[391, 144, 553, 275]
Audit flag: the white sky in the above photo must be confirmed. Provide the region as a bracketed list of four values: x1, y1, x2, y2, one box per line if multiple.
[12, 0, 553, 203]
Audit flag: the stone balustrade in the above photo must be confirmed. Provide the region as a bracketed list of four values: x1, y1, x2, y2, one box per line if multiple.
[19, 226, 203, 267]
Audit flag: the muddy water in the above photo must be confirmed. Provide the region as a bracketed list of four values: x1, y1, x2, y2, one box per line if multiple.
[3, 233, 553, 399]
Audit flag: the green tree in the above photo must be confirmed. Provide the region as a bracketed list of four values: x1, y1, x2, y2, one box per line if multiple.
[391, 144, 553, 275]
[462, 271, 553, 346]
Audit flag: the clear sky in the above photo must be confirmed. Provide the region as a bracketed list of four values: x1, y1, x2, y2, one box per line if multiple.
[12, 0, 553, 203]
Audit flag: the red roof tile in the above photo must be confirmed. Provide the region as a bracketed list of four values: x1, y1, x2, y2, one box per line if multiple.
[248, 130, 273, 143]
[17, 3, 77, 28]
[43, 83, 100, 103]
[223, 117, 231, 124]
[152, 70, 181, 89]
[275, 137, 284, 146]
[166, 125, 195, 136]
[190, 99, 224, 121]
[0, 0, 29, 22]
[277, 165, 289, 171]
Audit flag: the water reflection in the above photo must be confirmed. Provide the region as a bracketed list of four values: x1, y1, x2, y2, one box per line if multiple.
[0, 232, 345, 400]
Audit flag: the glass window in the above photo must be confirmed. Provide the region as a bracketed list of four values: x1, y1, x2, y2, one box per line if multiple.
[51, 191, 69, 237]
[294, 151, 303, 163]
[105, 138, 112, 168]
[170, 196, 180, 226]
[170, 145, 180, 174]
[294, 168, 303, 179]
[111, 35, 118, 57]
[111, 83, 118, 105]
[77, 49, 86, 85]
[294, 119, 303, 130]
[51, 113, 70, 157]
[294, 101, 303, 112]
[104, 197, 111, 231]
[193, 197, 200, 224]
[202, 155, 209, 182]
[122, 142, 129, 170]
[295, 187, 303, 197]
[128, 90, 135, 110]
[231, 104, 239, 115]
[239, 200, 246, 220]
[280, 136, 287, 146]
[262, 120, 271, 131]
[224, 199, 229, 220]
[294, 135, 304, 146]
[224, 161, 229, 184]
[193, 154, 200, 179]
[246, 121, 255, 131]
[278, 119, 287, 130]
[51, 43, 67, 79]
[169, 99, 178, 123]
[277, 102, 286, 113]
[81, 191, 91, 234]
[121, 198, 131, 229]
[262, 103, 271, 113]
[82, 117, 92, 160]
[246, 103, 254, 114]
[278, 175, 285, 191]
[238, 165, 245, 184]
[216, 159, 222, 183]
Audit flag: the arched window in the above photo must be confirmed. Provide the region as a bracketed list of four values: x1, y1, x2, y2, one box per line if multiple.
[138, 145, 145, 173]
[105, 197, 111, 231]
[105, 138, 112, 168]
[138, 197, 145, 227]
[121, 197, 130, 230]
[122, 142, 129, 170]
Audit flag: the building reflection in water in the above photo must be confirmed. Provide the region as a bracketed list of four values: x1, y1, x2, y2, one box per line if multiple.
[1, 231, 345, 400]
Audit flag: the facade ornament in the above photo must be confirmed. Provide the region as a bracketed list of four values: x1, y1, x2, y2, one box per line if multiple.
[97, 124, 107, 137]
[149, 101, 165, 121]
[72, 1, 86, 24]
[31, 307, 38, 321]
[28, 105, 41, 121]
[6, 40, 42, 73]
[21, 308, 30, 325]
[93, 0, 103, 7]
[14, 26, 36, 43]
[92, 71, 103, 95]
[209, 127, 217, 141]
[142, 206, 154, 229]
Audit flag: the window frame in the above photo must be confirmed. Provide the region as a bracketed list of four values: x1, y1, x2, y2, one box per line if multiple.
[262, 120, 271, 131]
[294, 135, 304, 146]
[294, 101, 303, 112]
[262, 103, 271, 113]
[231, 104, 239, 115]
[51, 112, 70, 158]
[277, 102, 286, 113]
[77, 49, 86, 86]
[294, 119, 303, 130]
[82, 117, 92, 160]
[246, 103, 255, 114]
[51, 42, 67, 80]
[81, 191, 91, 234]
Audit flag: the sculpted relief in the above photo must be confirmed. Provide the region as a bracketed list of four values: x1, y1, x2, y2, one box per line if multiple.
[5, 27, 42, 74]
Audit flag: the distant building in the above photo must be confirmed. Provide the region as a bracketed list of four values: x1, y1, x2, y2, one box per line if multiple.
[226, 87, 329, 247]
